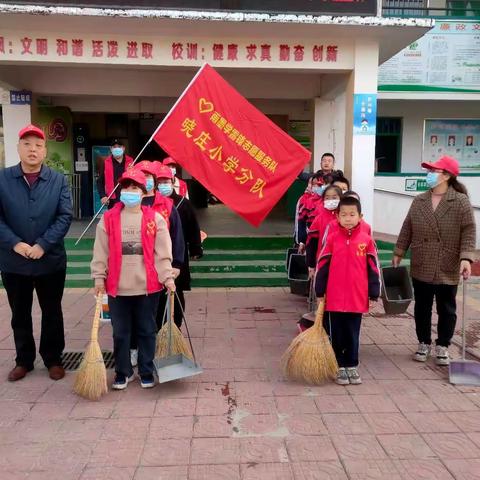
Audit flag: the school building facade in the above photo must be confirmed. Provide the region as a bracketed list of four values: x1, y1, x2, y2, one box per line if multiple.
[0, 1, 477, 244]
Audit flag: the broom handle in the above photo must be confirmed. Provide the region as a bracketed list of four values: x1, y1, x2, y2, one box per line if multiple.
[313, 297, 325, 332]
[175, 290, 198, 365]
[91, 294, 103, 342]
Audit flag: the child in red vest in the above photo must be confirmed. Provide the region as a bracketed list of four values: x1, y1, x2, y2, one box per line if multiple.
[163, 157, 189, 198]
[296, 172, 333, 252]
[128, 161, 185, 368]
[91, 169, 175, 390]
[315, 196, 380, 385]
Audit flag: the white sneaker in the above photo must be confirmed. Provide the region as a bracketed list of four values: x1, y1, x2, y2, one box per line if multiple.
[335, 368, 350, 385]
[435, 345, 450, 366]
[112, 374, 135, 390]
[346, 367, 362, 385]
[130, 349, 138, 367]
[413, 343, 430, 362]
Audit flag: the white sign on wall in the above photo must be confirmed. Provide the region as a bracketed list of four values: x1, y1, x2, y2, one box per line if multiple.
[379, 20, 480, 93]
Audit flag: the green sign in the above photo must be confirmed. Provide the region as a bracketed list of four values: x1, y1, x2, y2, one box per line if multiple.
[405, 178, 428, 192]
[35, 107, 73, 174]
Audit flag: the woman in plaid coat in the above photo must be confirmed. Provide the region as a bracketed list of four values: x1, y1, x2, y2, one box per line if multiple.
[393, 156, 476, 366]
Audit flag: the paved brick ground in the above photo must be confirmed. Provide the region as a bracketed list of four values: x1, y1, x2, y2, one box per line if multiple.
[0, 287, 480, 479]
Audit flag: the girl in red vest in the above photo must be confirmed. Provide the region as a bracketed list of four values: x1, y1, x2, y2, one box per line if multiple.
[163, 157, 189, 198]
[97, 138, 134, 209]
[315, 196, 380, 386]
[91, 168, 175, 390]
[128, 161, 185, 368]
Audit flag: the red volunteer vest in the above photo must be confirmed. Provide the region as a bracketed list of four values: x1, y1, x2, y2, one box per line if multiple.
[152, 192, 173, 229]
[319, 224, 378, 314]
[103, 203, 162, 297]
[104, 155, 134, 199]
[176, 178, 188, 197]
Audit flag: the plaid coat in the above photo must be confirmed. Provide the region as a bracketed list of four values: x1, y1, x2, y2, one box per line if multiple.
[394, 187, 476, 285]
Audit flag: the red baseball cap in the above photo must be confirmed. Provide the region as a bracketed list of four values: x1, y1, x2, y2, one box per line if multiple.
[163, 157, 177, 167]
[134, 160, 158, 177]
[119, 168, 147, 189]
[18, 124, 45, 141]
[155, 164, 174, 180]
[421, 156, 460, 177]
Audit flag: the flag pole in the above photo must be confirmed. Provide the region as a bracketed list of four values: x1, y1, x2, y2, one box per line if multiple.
[75, 63, 209, 246]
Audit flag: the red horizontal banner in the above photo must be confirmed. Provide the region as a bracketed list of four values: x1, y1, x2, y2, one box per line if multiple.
[154, 64, 311, 227]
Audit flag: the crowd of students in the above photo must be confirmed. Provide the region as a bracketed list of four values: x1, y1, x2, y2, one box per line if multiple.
[91, 155, 202, 390]
[293, 152, 476, 386]
[293, 153, 381, 385]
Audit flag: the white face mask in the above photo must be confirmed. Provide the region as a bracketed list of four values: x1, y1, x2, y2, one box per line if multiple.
[324, 199, 340, 211]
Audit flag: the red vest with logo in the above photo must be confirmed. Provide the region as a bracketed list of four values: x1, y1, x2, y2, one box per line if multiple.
[177, 178, 188, 197]
[104, 155, 134, 199]
[152, 192, 173, 229]
[103, 203, 162, 297]
[317, 224, 379, 313]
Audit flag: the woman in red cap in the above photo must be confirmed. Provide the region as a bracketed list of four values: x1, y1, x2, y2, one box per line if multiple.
[393, 156, 476, 366]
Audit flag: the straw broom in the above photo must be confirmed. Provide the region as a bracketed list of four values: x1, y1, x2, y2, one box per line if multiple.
[155, 291, 193, 360]
[282, 298, 338, 384]
[73, 294, 108, 400]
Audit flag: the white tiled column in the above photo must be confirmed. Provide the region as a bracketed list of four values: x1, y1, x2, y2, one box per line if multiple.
[312, 90, 347, 173]
[344, 41, 379, 227]
[2, 102, 32, 167]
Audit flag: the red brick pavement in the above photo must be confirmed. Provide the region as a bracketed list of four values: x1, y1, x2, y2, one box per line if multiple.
[0, 287, 478, 479]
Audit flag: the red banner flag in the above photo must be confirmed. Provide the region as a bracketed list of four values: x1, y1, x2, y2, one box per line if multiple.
[154, 64, 311, 227]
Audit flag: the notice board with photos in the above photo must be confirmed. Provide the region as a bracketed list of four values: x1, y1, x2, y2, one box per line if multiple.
[423, 119, 480, 172]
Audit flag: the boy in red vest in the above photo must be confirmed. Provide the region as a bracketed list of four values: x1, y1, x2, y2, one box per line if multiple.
[97, 138, 134, 209]
[163, 157, 189, 198]
[91, 169, 175, 390]
[315, 196, 380, 385]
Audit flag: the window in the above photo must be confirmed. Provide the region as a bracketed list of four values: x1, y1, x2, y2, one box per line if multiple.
[375, 117, 402, 173]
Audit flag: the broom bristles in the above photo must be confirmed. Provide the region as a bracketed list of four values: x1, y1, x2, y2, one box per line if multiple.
[155, 322, 193, 359]
[73, 341, 108, 400]
[282, 298, 338, 384]
[73, 295, 108, 401]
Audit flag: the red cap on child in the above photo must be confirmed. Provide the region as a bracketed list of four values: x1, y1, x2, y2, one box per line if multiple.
[163, 157, 176, 167]
[119, 168, 147, 188]
[134, 161, 158, 177]
[421, 156, 459, 177]
[155, 164, 174, 180]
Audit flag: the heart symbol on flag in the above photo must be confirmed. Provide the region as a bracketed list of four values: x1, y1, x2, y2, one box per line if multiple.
[199, 98, 214, 114]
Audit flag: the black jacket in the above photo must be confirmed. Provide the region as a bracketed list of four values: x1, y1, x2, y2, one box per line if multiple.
[170, 192, 203, 290]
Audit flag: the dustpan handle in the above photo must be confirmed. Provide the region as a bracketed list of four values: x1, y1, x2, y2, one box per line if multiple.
[462, 280, 466, 361]
[174, 291, 199, 366]
[168, 291, 174, 357]
[92, 294, 103, 342]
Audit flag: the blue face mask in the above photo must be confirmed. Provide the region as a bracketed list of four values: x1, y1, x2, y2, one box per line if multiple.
[111, 147, 124, 158]
[145, 178, 154, 192]
[426, 172, 440, 189]
[312, 185, 326, 196]
[120, 191, 142, 207]
[158, 183, 173, 197]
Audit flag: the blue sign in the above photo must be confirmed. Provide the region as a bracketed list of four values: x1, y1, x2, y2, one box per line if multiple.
[353, 94, 377, 136]
[10, 90, 32, 105]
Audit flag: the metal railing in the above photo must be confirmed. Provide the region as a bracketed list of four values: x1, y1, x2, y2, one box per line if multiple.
[382, 0, 480, 17]
[65, 173, 81, 219]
